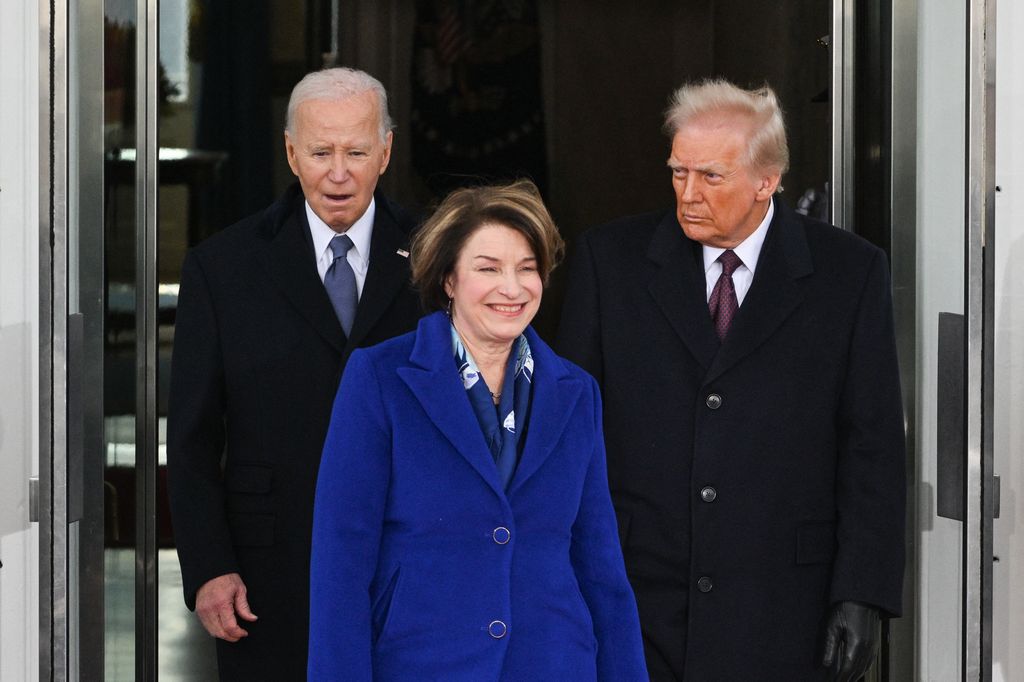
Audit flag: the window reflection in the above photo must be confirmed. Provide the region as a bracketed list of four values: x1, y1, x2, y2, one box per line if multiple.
[102, 4, 138, 680]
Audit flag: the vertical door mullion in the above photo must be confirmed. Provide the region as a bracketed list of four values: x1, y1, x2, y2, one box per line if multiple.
[888, 0, 919, 678]
[74, 0, 109, 673]
[42, 0, 71, 677]
[38, 0, 53, 679]
[964, 0, 994, 679]
[831, 0, 856, 229]
[134, 0, 160, 677]
[979, 0, 997, 673]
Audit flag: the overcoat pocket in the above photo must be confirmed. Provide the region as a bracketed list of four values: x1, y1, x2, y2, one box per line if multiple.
[225, 463, 273, 494]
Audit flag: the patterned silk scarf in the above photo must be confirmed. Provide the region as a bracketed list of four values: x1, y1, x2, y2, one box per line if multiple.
[452, 325, 534, 490]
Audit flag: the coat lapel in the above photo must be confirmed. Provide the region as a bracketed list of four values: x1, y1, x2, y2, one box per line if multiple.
[397, 313, 506, 499]
[704, 200, 813, 385]
[347, 194, 415, 350]
[646, 211, 720, 371]
[256, 190, 346, 354]
[506, 328, 583, 497]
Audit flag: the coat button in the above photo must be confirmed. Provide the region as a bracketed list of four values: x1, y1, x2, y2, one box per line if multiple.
[706, 393, 722, 409]
[697, 576, 713, 593]
[492, 527, 511, 544]
[700, 486, 717, 503]
[488, 620, 507, 638]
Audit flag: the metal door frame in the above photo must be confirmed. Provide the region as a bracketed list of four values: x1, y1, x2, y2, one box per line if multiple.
[38, 0, 70, 677]
[831, 0, 856, 231]
[833, 0, 995, 679]
[38, 0, 161, 677]
[965, 0, 996, 678]
[35, 0, 998, 678]
[135, 0, 161, 676]
[889, 0, 920, 678]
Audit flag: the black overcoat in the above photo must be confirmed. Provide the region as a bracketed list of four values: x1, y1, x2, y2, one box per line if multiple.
[556, 199, 906, 680]
[167, 183, 422, 680]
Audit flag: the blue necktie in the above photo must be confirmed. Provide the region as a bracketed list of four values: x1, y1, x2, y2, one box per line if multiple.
[325, 234, 358, 335]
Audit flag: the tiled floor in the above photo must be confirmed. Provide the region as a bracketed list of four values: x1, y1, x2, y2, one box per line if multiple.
[105, 548, 218, 680]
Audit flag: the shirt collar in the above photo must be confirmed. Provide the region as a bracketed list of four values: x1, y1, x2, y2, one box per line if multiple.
[702, 197, 774, 274]
[306, 197, 376, 268]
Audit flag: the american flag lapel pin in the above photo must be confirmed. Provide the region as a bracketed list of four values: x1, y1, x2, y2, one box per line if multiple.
[397, 249, 410, 258]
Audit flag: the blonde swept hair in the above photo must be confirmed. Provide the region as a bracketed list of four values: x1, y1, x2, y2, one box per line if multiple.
[410, 179, 565, 312]
[664, 79, 789, 180]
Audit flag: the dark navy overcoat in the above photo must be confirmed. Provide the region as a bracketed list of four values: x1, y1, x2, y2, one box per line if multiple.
[557, 199, 906, 680]
[167, 184, 422, 680]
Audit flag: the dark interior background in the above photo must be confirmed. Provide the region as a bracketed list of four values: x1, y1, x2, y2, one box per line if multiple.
[139, 0, 832, 339]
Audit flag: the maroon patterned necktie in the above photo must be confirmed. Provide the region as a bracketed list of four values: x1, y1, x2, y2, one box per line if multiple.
[708, 250, 742, 341]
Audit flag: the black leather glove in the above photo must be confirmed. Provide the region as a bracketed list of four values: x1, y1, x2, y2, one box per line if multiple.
[821, 600, 881, 681]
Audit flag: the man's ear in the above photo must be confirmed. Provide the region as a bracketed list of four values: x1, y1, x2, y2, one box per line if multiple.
[379, 130, 394, 176]
[756, 172, 781, 200]
[284, 132, 299, 177]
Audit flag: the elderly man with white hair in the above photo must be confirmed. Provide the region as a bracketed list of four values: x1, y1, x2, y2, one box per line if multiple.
[168, 67, 422, 680]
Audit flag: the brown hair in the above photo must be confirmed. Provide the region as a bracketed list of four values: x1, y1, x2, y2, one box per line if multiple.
[410, 179, 565, 312]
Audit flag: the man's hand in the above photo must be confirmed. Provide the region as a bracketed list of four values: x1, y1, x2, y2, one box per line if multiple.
[821, 600, 881, 681]
[195, 572, 258, 642]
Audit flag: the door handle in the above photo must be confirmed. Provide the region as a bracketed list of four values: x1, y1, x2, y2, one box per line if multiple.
[29, 475, 39, 523]
[936, 312, 964, 521]
[993, 474, 1000, 519]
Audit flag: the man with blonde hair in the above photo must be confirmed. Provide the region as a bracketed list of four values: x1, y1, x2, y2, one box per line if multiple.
[558, 79, 905, 680]
[168, 67, 422, 680]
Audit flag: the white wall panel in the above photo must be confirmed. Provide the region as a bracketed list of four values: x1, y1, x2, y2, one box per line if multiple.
[993, 4, 1024, 679]
[0, 0, 40, 679]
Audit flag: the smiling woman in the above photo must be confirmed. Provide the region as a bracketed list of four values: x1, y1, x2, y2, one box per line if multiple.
[307, 179, 647, 681]
[410, 180, 563, 400]
[405, 180, 557, 394]
[444, 223, 543, 401]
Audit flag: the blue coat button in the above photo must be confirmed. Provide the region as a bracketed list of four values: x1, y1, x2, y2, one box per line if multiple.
[488, 620, 507, 638]
[492, 527, 511, 544]
[697, 576, 713, 593]
[706, 393, 723, 409]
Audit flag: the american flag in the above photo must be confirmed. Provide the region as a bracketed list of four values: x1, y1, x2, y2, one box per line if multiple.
[436, 4, 470, 66]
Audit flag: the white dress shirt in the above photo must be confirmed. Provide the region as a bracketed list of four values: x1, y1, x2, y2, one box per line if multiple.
[307, 198, 375, 299]
[702, 198, 774, 305]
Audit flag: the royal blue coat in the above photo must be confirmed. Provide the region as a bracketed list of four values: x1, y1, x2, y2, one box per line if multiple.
[308, 311, 647, 681]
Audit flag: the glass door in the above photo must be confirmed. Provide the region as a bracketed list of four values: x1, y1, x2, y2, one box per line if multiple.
[913, 0, 970, 675]
[65, 0, 1015, 679]
[895, 0, 995, 678]
[153, 0, 322, 678]
[102, 0, 329, 678]
[102, 0, 145, 677]
[844, 0, 999, 678]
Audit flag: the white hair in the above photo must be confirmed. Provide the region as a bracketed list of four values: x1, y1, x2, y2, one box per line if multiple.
[285, 67, 394, 142]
